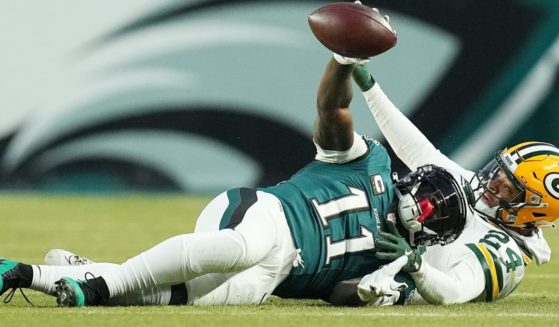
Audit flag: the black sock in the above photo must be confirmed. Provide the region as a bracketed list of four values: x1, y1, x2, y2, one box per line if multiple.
[92, 277, 110, 302]
[169, 284, 188, 305]
[17, 264, 33, 288]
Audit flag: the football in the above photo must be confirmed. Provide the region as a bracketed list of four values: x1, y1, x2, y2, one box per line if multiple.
[308, 2, 397, 58]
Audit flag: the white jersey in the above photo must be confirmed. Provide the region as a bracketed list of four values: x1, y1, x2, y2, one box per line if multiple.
[412, 208, 527, 304]
[361, 83, 551, 304]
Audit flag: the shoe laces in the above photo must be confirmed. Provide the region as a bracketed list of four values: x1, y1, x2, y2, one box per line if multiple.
[3, 288, 34, 306]
[70, 255, 90, 266]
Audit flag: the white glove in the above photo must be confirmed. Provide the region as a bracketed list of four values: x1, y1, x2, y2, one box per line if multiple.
[357, 255, 408, 306]
[333, 53, 370, 65]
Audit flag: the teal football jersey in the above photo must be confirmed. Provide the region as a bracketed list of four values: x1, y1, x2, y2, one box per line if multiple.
[262, 137, 403, 299]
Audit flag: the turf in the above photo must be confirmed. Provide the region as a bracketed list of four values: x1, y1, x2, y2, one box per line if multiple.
[1, 195, 558, 326]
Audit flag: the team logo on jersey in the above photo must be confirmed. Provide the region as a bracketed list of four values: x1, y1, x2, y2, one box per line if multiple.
[544, 173, 559, 199]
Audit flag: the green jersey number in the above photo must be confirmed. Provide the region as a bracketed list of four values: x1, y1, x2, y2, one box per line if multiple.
[480, 230, 523, 272]
[311, 186, 375, 265]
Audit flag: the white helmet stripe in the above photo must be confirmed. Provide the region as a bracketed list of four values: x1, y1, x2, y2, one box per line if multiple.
[509, 144, 559, 165]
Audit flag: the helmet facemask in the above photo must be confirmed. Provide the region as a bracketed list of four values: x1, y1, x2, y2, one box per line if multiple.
[392, 165, 469, 247]
[471, 155, 526, 223]
[473, 142, 559, 229]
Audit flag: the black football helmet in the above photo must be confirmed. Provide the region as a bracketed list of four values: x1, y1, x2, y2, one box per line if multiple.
[391, 165, 472, 247]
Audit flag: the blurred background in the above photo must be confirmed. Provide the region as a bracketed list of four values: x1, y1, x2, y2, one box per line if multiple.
[1, 0, 559, 194]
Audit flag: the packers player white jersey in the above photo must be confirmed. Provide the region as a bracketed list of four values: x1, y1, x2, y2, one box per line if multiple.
[362, 83, 551, 266]
[411, 209, 528, 304]
[360, 83, 549, 304]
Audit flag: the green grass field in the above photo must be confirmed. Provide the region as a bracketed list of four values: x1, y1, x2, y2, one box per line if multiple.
[2, 195, 558, 326]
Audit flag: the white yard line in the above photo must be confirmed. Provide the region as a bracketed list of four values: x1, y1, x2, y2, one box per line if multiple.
[49, 310, 559, 319]
[525, 274, 559, 279]
[510, 292, 558, 297]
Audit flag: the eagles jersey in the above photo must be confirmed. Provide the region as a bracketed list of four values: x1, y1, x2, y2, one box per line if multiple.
[261, 137, 406, 299]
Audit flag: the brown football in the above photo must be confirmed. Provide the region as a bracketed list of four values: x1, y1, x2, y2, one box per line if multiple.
[308, 2, 397, 58]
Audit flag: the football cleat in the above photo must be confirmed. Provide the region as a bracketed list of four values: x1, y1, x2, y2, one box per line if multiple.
[55, 275, 106, 307]
[0, 258, 34, 305]
[44, 249, 94, 266]
[0, 258, 21, 296]
[55, 277, 86, 307]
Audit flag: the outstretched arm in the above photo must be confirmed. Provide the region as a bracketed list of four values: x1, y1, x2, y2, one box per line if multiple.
[313, 58, 355, 151]
[353, 64, 470, 176]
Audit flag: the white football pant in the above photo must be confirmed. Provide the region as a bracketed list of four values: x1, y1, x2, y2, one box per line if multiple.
[31, 190, 297, 305]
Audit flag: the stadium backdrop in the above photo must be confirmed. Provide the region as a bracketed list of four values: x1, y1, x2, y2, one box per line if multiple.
[1, 0, 558, 194]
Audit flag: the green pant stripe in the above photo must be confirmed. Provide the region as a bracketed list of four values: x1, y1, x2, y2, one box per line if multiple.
[220, 189, 241, 229]
[466, 244, 494, 302]
[219, 188, 258, 230]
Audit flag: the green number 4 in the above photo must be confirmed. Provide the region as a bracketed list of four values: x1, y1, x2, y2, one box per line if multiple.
[505, 248, 523, 272]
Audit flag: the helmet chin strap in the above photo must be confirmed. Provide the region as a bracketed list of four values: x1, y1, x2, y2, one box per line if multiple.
[474, 194, 498, 219]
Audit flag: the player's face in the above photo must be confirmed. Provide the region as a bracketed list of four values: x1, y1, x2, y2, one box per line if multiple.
[481, 169, 522, 206]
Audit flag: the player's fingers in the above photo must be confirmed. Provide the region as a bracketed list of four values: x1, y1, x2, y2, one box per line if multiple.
[375, 252, 399, 261]
[375, 239, 400, 252]
[384, 15, 390, 23]
[390, 281, 407, 292]
[378, 231, 400, 242]
[354, 0, 362, 4]
[385, 220, 402, 237]
[369, 285, 380, 296]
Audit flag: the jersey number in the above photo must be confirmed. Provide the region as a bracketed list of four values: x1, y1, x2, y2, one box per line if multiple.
[312, 186, 375, 265]
[480, 230, 523, 272]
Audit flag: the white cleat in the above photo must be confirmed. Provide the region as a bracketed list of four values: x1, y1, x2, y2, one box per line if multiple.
[44, 249, 95, 266]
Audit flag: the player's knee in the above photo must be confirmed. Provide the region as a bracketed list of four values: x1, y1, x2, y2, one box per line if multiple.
[223, 229, 273, 268]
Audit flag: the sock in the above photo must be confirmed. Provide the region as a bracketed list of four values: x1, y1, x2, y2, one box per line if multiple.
[169, 284, 188, 305]
[91, 276, 110, 303]
[17, 264, 33, 288]
[107, 285, 174, 306]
